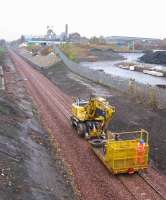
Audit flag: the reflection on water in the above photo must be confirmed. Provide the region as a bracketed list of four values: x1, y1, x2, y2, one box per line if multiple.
[81, 60, 166, 86]
[118, 52, 144, 61]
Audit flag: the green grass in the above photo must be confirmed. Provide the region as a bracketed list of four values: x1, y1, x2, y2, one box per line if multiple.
[0, 47, 5, 54]
[59, 43, 78, 62]
[0, 104, 10, 115]
[0, 48, 5, 65]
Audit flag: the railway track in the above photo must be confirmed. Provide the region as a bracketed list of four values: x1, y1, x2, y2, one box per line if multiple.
[118, 172, 166, 200]
[138, 172, 166, 200]
[8, 49, 166, 200]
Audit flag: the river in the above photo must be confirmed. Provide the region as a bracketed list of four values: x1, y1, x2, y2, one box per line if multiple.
[118, 52, 144, 61]
[81, 53, 166, 86]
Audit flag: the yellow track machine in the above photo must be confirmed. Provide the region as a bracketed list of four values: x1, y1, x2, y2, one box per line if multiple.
[70, 96, 149, 174]
[70, 96, 115, 139]
[90, 130, 149, 174]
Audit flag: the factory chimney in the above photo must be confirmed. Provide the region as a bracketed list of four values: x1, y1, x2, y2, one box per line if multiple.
[65, 24, 68, 41]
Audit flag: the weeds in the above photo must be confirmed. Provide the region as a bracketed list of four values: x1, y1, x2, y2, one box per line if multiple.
[60, 43, 78, 62]
[128, 80, 158, 108]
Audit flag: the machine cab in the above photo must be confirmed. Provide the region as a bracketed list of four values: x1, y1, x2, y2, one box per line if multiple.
[72, 98, 89, 121]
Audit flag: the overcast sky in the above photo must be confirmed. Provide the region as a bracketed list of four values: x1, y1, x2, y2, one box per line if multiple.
[0, 0, 165, 41]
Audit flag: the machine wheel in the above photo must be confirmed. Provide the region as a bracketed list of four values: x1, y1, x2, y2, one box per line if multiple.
[102, 143, 107, 154]
[70, 116, 76, 128]
[77, 123, 86, 138]
[89, 138, 104, 148]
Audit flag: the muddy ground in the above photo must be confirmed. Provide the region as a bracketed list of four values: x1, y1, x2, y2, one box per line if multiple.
[0, 56, 78, 200]
[42, 61, 166, 174]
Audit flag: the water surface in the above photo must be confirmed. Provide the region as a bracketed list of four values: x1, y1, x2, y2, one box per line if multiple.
[81, 60, 166, 86]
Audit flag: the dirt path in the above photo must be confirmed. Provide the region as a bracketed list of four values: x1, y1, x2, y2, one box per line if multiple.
[0, 54, 77, 200]
[9, 49, 166, 200]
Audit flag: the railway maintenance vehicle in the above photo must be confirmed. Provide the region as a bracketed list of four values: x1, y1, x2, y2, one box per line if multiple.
[70, 96, 149, 174]
[70, 96, 115, 139]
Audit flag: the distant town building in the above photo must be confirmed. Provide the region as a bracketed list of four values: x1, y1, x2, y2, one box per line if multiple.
[79, 37, 89, 44]
[22, 25, 90, 45]
[59, 32, 66, 41]
[69, 33, 80, 43]
[106, 36, 159, 43]
[105, 36, 160, 50]
[68, 33, 89, 44]
[69, 32, 81, 40]
[46, 26, 56, 40]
